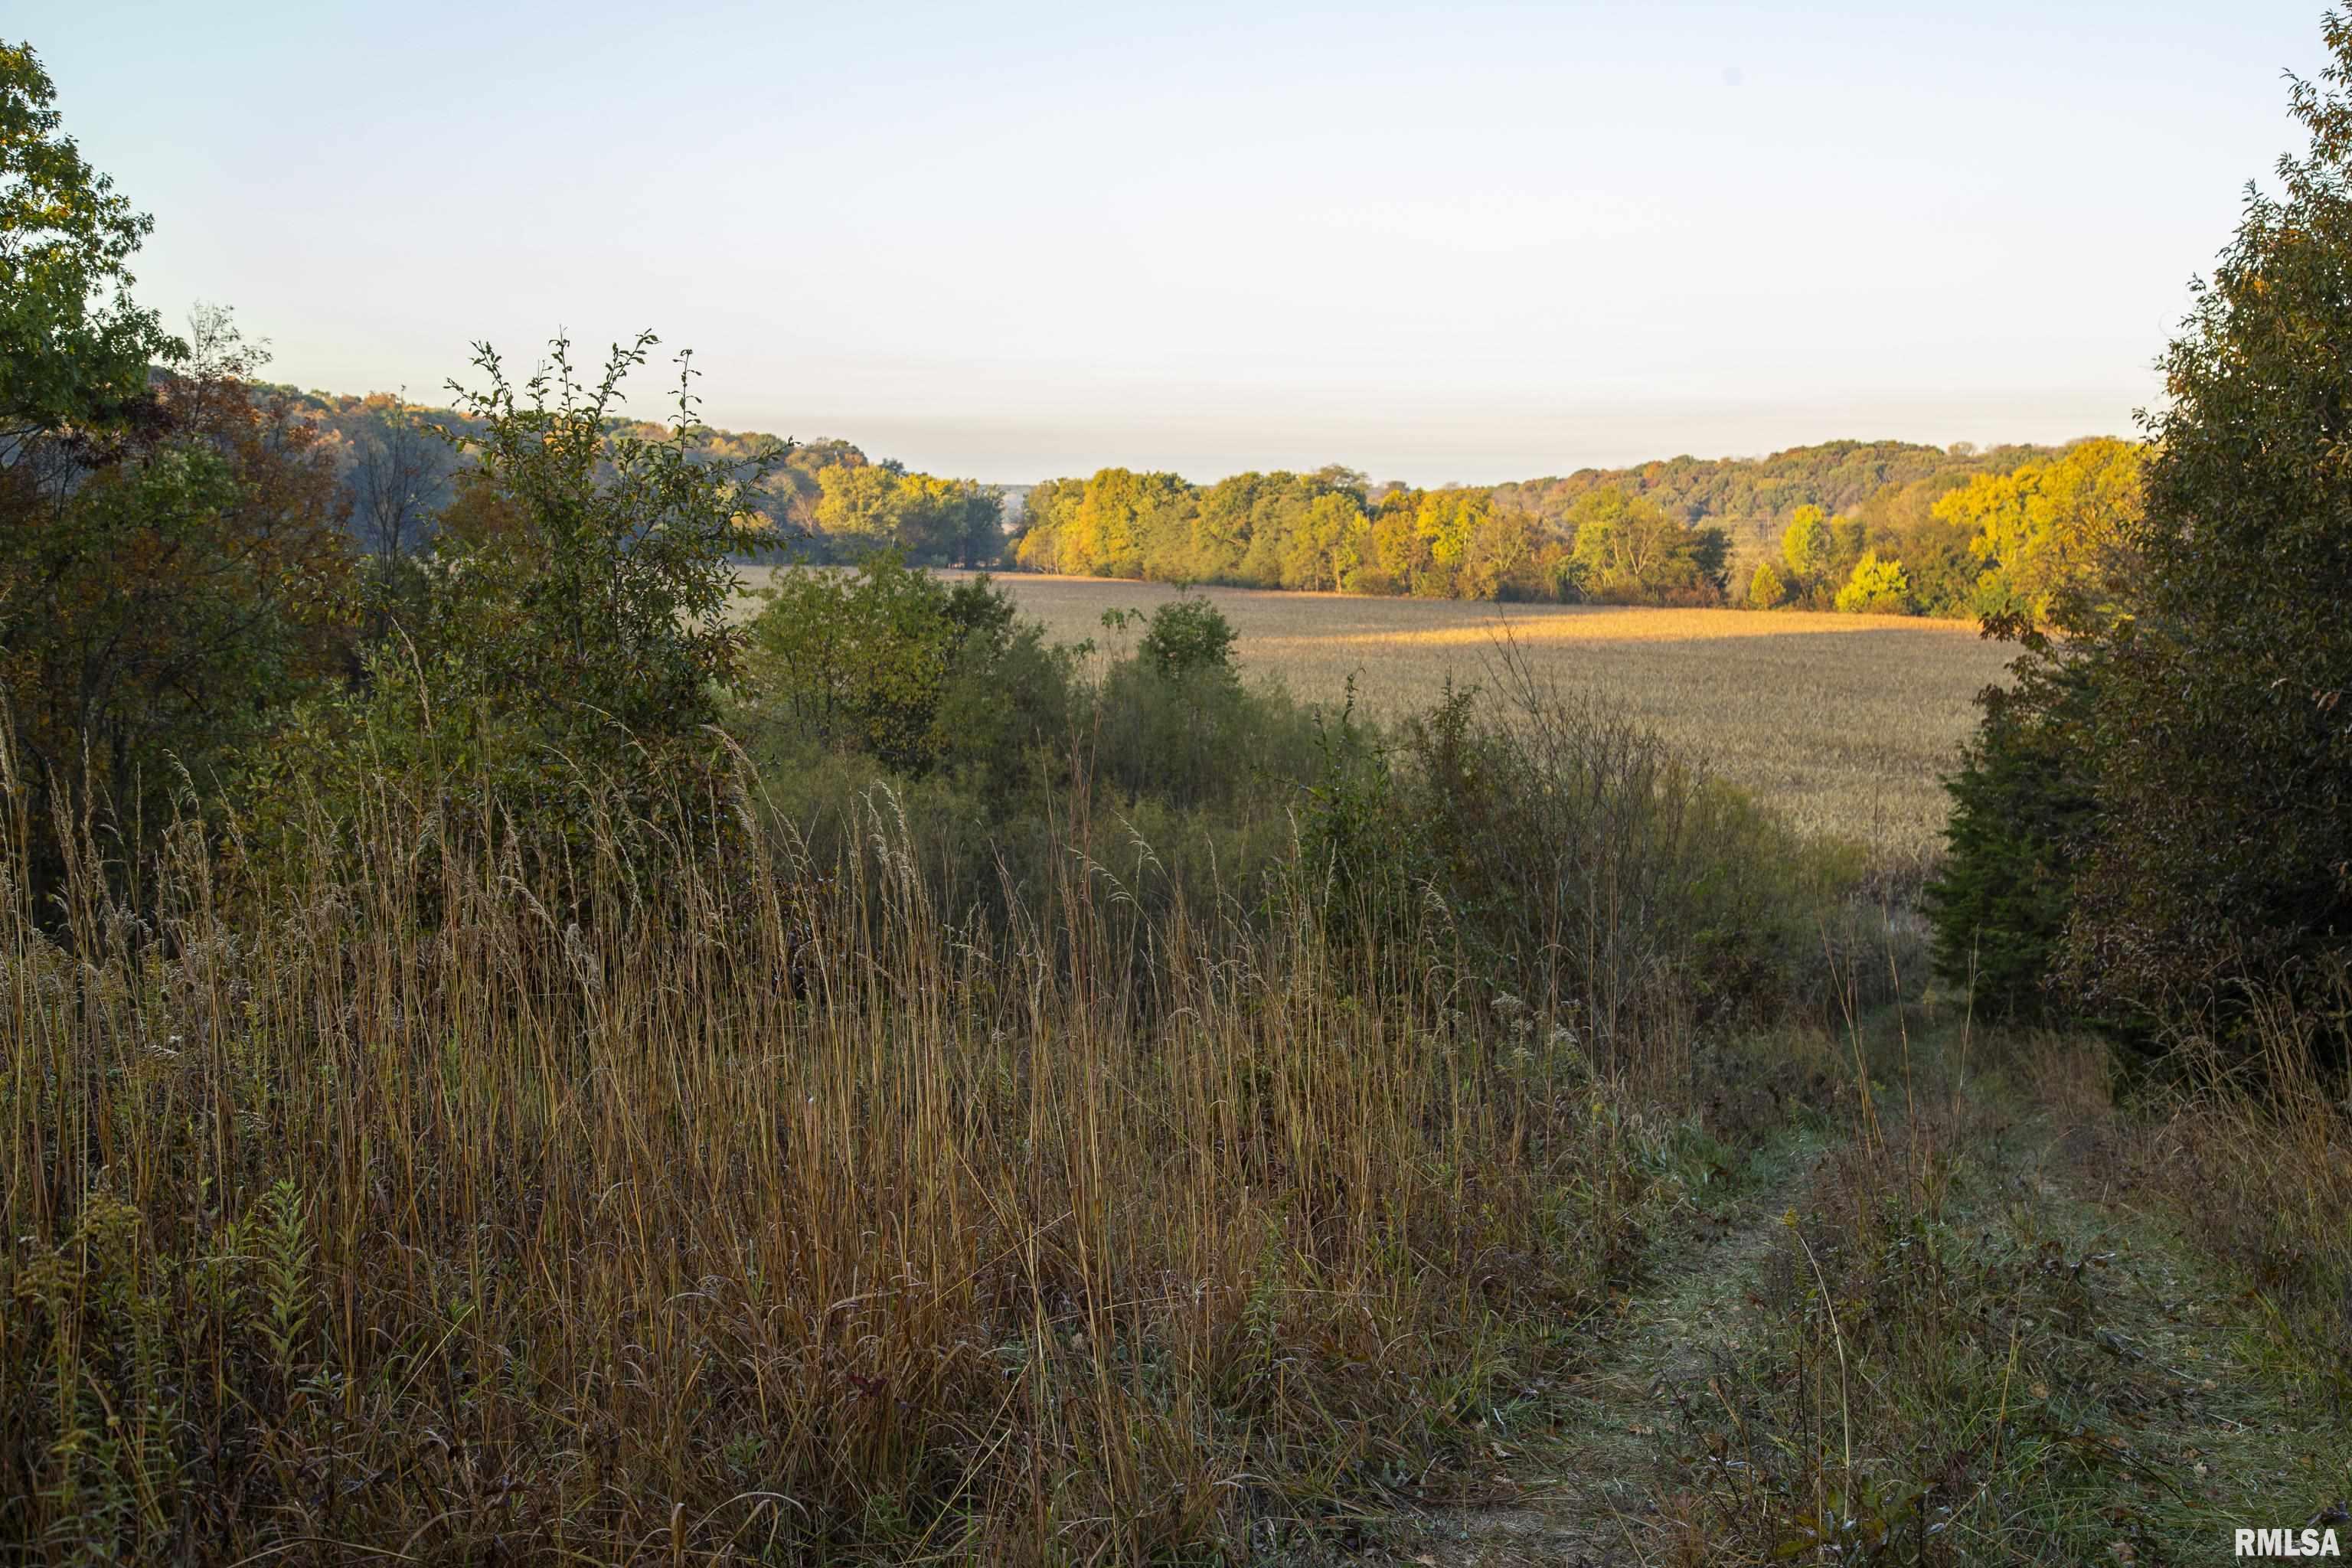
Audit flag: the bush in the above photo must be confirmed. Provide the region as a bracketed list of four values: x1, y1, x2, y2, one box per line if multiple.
[417, 332, 771, 746]
[742, 582, 1326, 938]
[230, 332, 776, 902]
[0, 311, 355, 900]
[1133, 593, 1238, 678]
[1293, 644, 1865, 1049]
[741, 554, 1074, 789]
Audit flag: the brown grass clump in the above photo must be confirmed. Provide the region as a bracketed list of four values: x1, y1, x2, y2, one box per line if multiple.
[0, 753, 1681, 1562]
[2119, 971, 2352, 1410]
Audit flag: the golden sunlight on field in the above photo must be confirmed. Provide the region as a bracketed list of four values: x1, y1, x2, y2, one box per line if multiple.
[737, 569, 2014, 861]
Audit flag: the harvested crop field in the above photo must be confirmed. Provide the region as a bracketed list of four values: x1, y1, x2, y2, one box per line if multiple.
[737, 568, 2015, 861]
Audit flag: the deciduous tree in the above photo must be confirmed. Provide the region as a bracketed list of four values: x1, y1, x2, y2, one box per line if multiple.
[2055, 24, 2352, 1045]
[0, 41, 181, 447]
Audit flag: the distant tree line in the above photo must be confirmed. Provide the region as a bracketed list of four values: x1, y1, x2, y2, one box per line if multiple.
[266, 387, 1008, 577]
[1752, 437, 2145, 619]
[1001, 437, 2141, 619]
[1010, 466, 1736, 604]
[272, 384, 2141, 621]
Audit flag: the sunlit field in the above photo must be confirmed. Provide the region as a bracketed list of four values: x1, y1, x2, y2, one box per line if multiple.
[738, 567, 2014, 863]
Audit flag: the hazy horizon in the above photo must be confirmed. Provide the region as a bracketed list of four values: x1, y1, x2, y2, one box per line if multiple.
[727, 388, 2140, 489]
[32, 1, 2328, 485]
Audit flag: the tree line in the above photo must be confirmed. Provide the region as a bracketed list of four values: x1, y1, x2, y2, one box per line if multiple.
[1011, 465, 1737, 603]
[269, 387, 1008, 574]
[265, 381, 2143, 621]
[1001, 437, 2141, 619]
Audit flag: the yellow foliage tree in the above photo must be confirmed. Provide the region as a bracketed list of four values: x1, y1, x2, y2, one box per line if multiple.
[1931, 437, 2143, 623]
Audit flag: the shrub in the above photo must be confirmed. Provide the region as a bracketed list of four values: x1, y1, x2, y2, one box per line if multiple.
[0, 310, 355, 900]
[1293, 642, 1864, 1047]
[417, 332, 773, 746]
[1133, 593, 1238, 679]
[741, 557, 1076, 796]
[233, 332, 777, 898]
[1088, 654, 1319, 812]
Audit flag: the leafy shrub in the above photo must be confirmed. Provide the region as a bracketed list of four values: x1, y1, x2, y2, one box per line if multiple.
[1133, 593, 1238, 678]
[1293, 643, 1864, 1048]
[416, 332, 772, 745]
[741, 556, 1076, 792]
[1088, 652, 1320, 812]
[234, 332, 773, 897]
[0, 310, 355, 900]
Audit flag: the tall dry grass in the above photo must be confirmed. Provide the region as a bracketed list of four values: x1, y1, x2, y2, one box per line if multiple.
[2125, 969, 2352, 1408]
[0, 740, 1681, 1562]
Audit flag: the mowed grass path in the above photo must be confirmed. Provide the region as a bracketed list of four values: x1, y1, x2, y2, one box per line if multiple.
[737, 568, 2014, 861]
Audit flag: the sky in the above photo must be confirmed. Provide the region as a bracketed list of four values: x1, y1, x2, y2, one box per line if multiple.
[28, 2, 2336, 485]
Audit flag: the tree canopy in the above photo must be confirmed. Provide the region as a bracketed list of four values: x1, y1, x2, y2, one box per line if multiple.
[1929, 21, 2352, 1070]
[0, 40, 181, 444]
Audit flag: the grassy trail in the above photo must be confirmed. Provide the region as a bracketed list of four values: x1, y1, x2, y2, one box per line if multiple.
[1377, 1130, 1829, 1566]
[1351, 1022, 2350, 1566]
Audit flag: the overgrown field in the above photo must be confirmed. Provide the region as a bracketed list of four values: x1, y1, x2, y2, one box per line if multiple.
[737, 569, 2011, 865]
[11, 7, 2352, 1560]
[0, 705, 1844, 1561]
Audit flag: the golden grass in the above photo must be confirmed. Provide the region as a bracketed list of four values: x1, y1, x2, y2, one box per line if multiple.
[1, 757, 1661, 1562]
[738, 569, 2014, 865]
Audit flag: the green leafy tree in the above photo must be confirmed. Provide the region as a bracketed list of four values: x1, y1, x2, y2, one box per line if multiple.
[1930, 437, 2144, 626]
[1747, 560, 1789, 609]
[1065, 468, 1190, 578]
[955, 481, 1006, 567]
[0, 309, 356, 890]
[1779, 504, 1832, 581]
[1279, 488, 1370, 592]
[1014, 476, 1084, 573]
[814, 462, 911, 554]
[2052, 23, 2352, 1048]
[1135, 595, 1238, 680]
[0, 41, 181, 444]
[1362, 488, 1434, 595]
[1457, 505, 1542, 600]
[1568, 487, 1730, 604]
[1412, 488, 1488, 586]
[743, 555, 1061, 779]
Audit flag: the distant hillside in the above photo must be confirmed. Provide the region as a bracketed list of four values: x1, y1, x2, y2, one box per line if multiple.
[262, 385, 880, 541]
[1490, 438, 2076, 557]
[257, 381, 2110, 609]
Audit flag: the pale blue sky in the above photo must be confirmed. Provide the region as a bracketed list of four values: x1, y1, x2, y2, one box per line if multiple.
[28, 2, 2332, 482]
